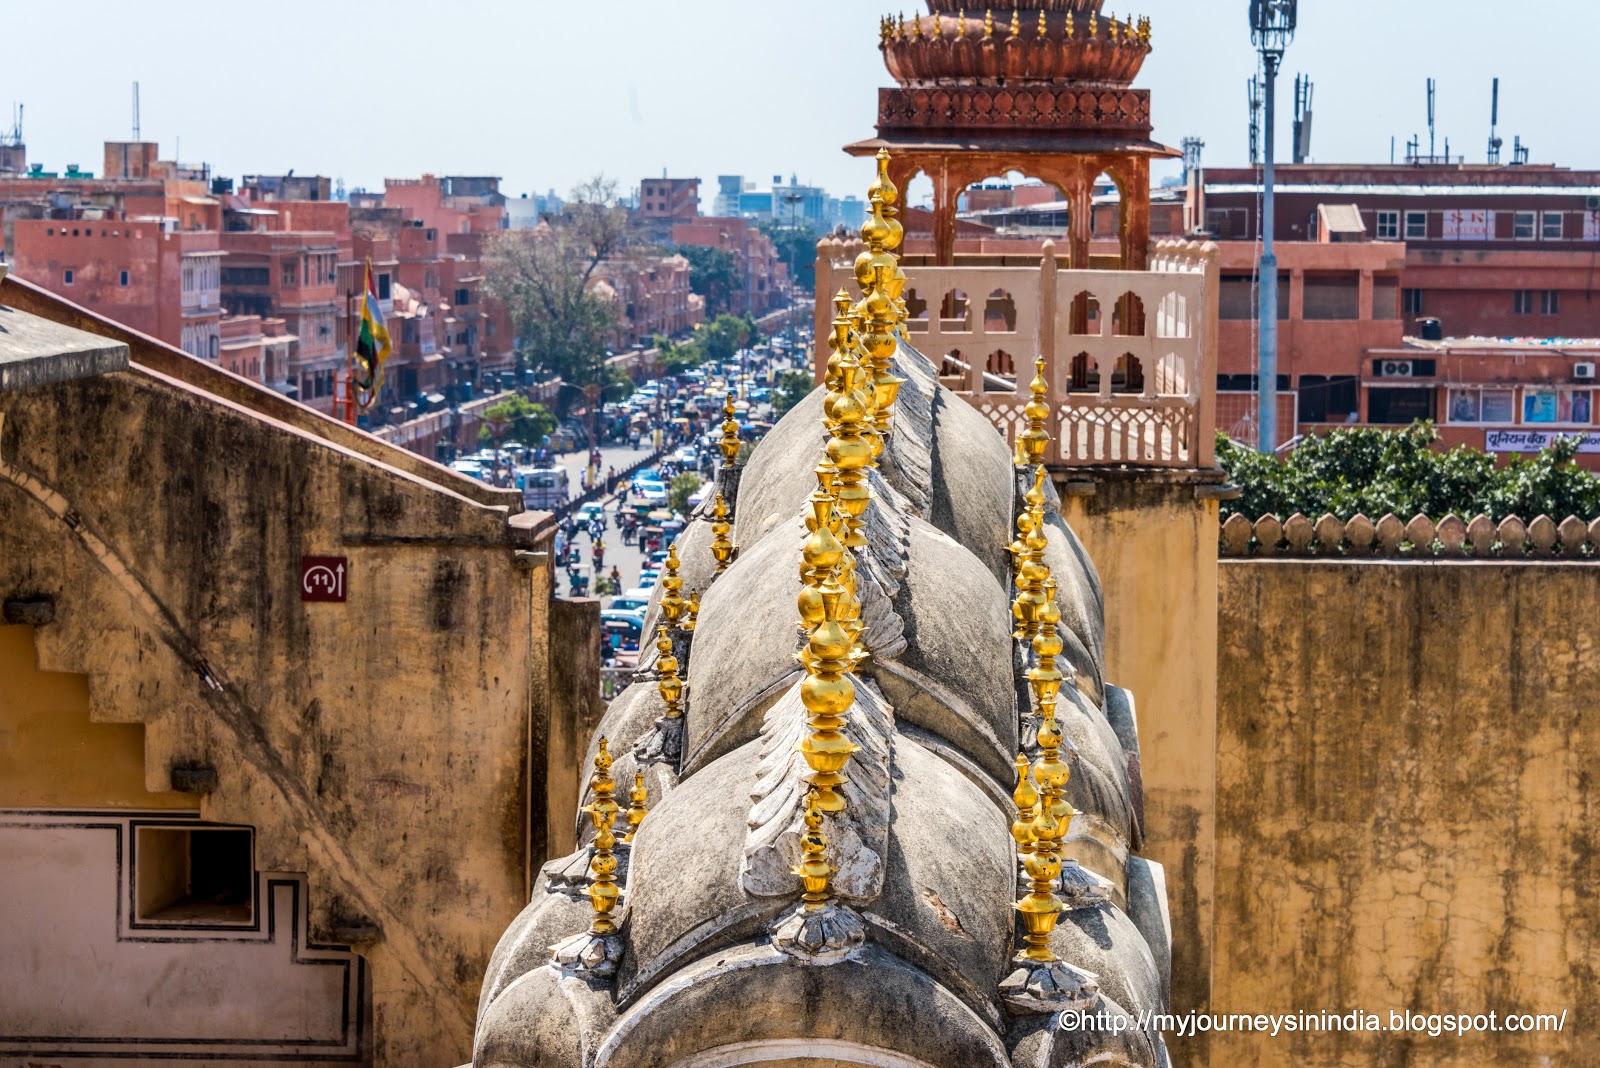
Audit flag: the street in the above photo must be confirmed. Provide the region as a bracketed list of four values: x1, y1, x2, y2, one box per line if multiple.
[551, 440, 664, 597]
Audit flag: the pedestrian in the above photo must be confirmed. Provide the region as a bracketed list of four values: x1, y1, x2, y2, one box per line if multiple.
[609, 564, 622, 589]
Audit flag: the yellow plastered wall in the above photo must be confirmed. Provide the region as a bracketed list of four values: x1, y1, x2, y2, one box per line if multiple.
[0, 624, 196, 811]
[1059, 473, 1221, 1067]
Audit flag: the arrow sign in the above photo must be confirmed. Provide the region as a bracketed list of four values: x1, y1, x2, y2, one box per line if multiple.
[301, 556, 348, 602]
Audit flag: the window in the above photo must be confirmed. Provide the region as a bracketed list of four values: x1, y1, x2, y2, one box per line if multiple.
[1521, 387, 1592, 424]
[1448, 387, 1517, 424]
[377, 273, 392, 300]
[1297, 374, 1360, 423]
[1302, 273, 1360, 321]
[116, 269, 128, 287]
[282, 262, 298, 286]
[1513, 211, 1537, 240]
[62, 268, 74, 285]
[1514, 290, 1534, 315]
[222, 267, 270, 286]
[455, 288, 471, 306]
[1403, 289, 1424, 317]
[1405, 211, 1428, 239]
[1376, 211, 1400, 240]
[1541, 290, 1560, 315]
[1372, 277, 1400, 320]
[1543, 212, 1566, 240]
[134, 825, 254, 925]
[208, 335, 218, 360]
[1368, 387, 1435, 425]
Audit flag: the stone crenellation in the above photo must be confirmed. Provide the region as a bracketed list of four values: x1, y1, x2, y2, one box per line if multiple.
[1220, 511, 1600, 559]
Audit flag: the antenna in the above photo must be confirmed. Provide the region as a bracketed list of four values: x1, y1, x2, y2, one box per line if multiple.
[1487, 77, 1503, 165]
[1248, 76, 1263, 166]
[1512, 135, 1530, 166]
[132, 81, 140, 141]
[1292, 74, 1314, 164]
[1427, 78, 1437, 161]
[1181, 136, 1205, 185]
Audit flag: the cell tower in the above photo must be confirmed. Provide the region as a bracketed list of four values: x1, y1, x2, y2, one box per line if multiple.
[1247, 76, 1263, 166]
[1181, 137, 1205, 185]
[1427, 78, 1437, 161]
[132, 81, 140, 141]
[1487, 78, 1503, 165]
[1292, 74, 1314, 164]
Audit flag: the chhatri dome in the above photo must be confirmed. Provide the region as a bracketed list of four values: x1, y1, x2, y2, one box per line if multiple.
[469, 154, 1173, 1068]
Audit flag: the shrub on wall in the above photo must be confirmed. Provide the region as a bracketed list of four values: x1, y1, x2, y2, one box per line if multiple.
[1218, 421, 1600, 521]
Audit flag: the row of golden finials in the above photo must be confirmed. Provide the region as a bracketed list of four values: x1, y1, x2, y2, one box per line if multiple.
[880, 9, 1153, 44]
[572, 151, 1076, 968]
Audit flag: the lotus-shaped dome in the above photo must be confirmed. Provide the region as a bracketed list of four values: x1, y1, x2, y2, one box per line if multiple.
[884, 9, 1150, 89]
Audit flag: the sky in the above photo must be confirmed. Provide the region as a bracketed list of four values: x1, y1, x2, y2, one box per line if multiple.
[6, 0, 1599, 210]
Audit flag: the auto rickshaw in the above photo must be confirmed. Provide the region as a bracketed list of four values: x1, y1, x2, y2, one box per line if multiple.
[641, 525, 665, 554]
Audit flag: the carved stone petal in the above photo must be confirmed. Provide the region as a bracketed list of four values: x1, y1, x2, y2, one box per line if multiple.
[1253, 514, 1283, 556]
[1589, 517, 1600, 555]
[1528, 514, 1558, 556]
[1220, 513, 1253, 556]
[1466, 514, 1496, 557]
[1283, 512, 1314, 555]
[1558, 515, 1588, 557]
[1404, 514, 1435, 555]
[1313, 513, 1345, 556]
[1374, 513, 1405, 555]
[1498, 516, 1527, 557]
[1435, 514, 1467, 556]
[1344, 513, 1375, 554]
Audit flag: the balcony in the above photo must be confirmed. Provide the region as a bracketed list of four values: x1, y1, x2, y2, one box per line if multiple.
[816, 237, 1221, 469]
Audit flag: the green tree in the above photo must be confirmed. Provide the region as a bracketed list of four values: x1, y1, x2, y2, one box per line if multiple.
[483, 176, 633, 416]
[654, 334, 705, 375]
[771, 368, 814, 419]
[758, 220, 821, 292]
[697, 313, 760, 367]
[1218, 421, 1600, 521]
[676, 245, 740, 317]
[477, 395, 556, 447]
[668, 472, 703, 516]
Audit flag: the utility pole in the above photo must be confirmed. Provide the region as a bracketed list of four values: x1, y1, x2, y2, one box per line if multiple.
[1250, 0, 1297, 455]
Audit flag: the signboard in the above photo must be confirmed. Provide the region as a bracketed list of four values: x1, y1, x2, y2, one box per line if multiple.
[301, 556, 348, 602]
[1484, 429, 1600, 454]
[1442, 209, 1492, 241]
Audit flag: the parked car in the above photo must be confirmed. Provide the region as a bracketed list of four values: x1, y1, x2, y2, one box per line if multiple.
[607, 594, 650, 617]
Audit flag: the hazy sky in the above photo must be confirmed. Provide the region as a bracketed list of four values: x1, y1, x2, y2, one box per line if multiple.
[7, 0, 1598, 208]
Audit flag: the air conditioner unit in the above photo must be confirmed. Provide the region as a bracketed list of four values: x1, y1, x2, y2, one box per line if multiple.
[1379, 359, 1415, 378]
[1576, 362, 1597, 380]
[1587, 195, 1600, 212]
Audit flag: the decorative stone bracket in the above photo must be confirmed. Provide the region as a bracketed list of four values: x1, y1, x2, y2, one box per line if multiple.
[1221, 512, 1600, 560]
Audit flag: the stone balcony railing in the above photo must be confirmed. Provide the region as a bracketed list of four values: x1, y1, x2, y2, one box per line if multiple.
[1221, 511, 1600, 559]
[815, 236, 1220, 469]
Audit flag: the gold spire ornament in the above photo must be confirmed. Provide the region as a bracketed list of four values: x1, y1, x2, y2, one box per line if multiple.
[1016, 355, 1052, 467]
[983, 9, 994, 38]
[1010, 8, 1020, 38]
[655, 625, 684, 720]
[798, 485, 845, 630]
[853, 157, 906, 463]
[1011, 752, 1039, 857]
[1065, 11, 1074, 37]
[879, 14, 892, 44]
[825, 289, 855, 396]
[684, 589, 700, 632]
[796, 571, 860, 813]
[1139, 15, 1151, 42]
[709, 492, 737, 573]
[624, 771, 648, 843]
[1037, 8, 1048, 36]
[825, 323, 874, 550]
[659, 542, 687, 627]
[1088, 10, 1098, 37]
[897, 12, 906, 38]
[1011, 468, 1051, 639]
[793, 789, 836, 911]
[957, 9, 966, 37]
[583, 739, 621, 935]
[1015, 591, 1074, 961]
[718, 390, 742, 468]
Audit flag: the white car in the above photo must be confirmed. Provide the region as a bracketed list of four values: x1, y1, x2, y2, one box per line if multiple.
[633, 479, 668, 505]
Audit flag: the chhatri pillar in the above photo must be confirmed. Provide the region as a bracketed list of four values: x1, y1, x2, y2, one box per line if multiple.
[847, 3, 1178, 267]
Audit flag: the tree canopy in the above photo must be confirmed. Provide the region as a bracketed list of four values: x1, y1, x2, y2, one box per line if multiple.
[675, 245, 739, 317]
[483, 176, 633, 410]
[651, 314, 761, 376]
[477, 395, 555, 448]
[771, 368, 814, 419]
[757, 220, 820, 292]
[1218, 422, 1600, 522]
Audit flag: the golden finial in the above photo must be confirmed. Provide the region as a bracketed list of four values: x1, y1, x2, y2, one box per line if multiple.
[931, 12, 942, 38]
[1016, 697, 1072, 961]
[1065, 11, 1074, 37]
[983, 9, 994, 38]
[1017, 354, 1051, 467]
[1010, 9, 1020, 37]
[1011, 752, 1038, 856]
[583, 739, 621, 934]
[1029, 578, 1066, 718]
[793, 789, 835, 911]
[1037, 8, 1048, 36]
[796, 568, 860, 813]
[826, 288, 855, 396]
[624, 771, 648, 843]
[879, 14, 891, 44]
[798, 482, 845, 630]
[659, 542, 687, 627]
[1011, 467, 1051, 640]
[718, 389, 741, 467]
[854, 187, 905, 464]
[1139, 15, 1151, 43]
[1088, 10, 1098, 37]
[957, 8, 966, 37]
[709, 492, 736, 573]
[897, 12, 906, 38]
[825, 312, 874, 550]
[655, 625, 684, 720]
[911, 12, 923, 38]
[684, 588, 700, 632]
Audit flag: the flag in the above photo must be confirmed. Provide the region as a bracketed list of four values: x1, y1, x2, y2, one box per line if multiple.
[352, 257, 391, 405]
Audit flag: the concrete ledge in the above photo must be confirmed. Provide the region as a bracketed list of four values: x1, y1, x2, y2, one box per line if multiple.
[0, 302, 129, 393]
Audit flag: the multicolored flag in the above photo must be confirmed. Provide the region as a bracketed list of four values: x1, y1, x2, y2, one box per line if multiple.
[352, 257, 391, 408]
